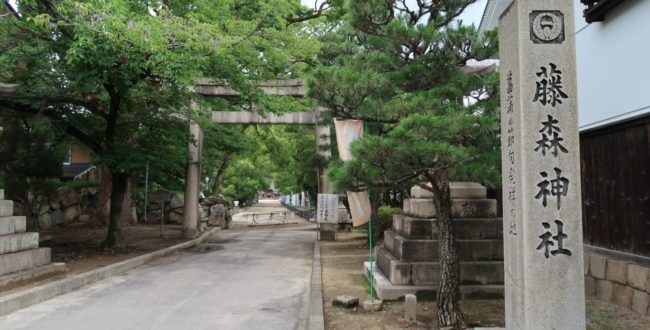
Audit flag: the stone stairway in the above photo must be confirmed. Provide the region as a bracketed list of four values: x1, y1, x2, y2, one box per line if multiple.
[366, 182, 504, 300]
[0, 189, 65, 286]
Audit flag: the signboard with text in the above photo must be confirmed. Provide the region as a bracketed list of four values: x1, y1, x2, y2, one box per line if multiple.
[316, 194, 338, 223]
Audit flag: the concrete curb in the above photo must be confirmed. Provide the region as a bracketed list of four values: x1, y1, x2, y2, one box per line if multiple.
[308, 241, 325, 330]
[0, 226, 221, 317]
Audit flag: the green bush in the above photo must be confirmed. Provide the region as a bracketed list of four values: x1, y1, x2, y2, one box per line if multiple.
[376, 206, 402, 241]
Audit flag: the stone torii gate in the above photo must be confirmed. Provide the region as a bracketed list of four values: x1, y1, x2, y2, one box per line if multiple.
[182, 79, 333, 238]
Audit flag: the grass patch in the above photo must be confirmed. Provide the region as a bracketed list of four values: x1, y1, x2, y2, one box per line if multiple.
[586, 303, 621, 330]
[354, 274, 379, 299]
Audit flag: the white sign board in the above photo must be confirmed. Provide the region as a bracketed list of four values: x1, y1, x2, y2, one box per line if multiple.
[317, 194, 338, 223]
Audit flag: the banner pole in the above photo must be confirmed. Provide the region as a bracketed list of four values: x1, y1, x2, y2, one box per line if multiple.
[363, 120, 374, 303]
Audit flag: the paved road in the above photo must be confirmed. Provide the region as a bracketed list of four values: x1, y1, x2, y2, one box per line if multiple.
[0, 220, 317, 329]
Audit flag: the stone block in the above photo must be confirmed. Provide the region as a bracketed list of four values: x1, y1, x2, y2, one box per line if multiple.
[434, 218, 503, 240]
[392, 214, 404, 233]
[411, 262, 438, 285]
[612, 283, 634, 307]
[0, 262, 66, 287]
[410, 182, 487, 199]
[606, 259, 628, 285]
[319, 230, 336, 241]
[410, 261, 503, 286]
[402, 199, 411, 216]
[399, 216, 434, 239]
[596, 279, 613, 302]
[403, 198, 497, 219]
[376, 247, 411, 285]
[0, 189, 3, 200]
[407, 199, 435, 218]
[0, 248, 51, 276]
[0, 232, 40, 255]
[383, 231, 397, 255]
[0, 200, 13, 217]
[590, 255, 607, 279]
[451, 199, 497, 218]
[50, 210, 63, 226]
[585, 276, 596, 296]
[362, 300, 383, 312]
[387, 232, 435, 262]
[376, 247, 393, 276]
[332, 295, 359, 308]
[632, 289, 650, 315]
[627, 264, 649, 291]
[388, 231, 503, 262]
[410, 185, 433, 199]
[63, 205, 81, 224]
[584, 253, 589, 275]
[38, 213, 52, 230]
[405, 294, 417, 323]
[0, 216, 26, 235]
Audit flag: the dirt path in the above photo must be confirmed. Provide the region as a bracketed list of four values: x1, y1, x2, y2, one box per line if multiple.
[320, 231, 650, 329]
[320, 231, 505, 329]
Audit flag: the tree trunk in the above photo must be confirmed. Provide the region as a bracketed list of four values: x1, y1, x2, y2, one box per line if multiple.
[212, 153, 232, 195]
[430, 170, 465, 329]
[95, 166, 112, 226]
[121, 178, 135, 224]
[102, 171, 128, 248]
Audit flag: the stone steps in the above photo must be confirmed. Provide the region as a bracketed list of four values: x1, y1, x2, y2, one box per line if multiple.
[403, 198, 497, 218]
[0, 200, 13, 217]
[0, 192, 62, 283]
[375, 248, 504, 286]
[365, 262, 504, 300]
[392, 214, 503, 240]
[0, 189, 4, 200]
[0, 216, 27, 236]
[0, 248, 52, 276]
[384, 231, 503, 262]
[0, 262, 66, 287]
[0, 232, 39, 255]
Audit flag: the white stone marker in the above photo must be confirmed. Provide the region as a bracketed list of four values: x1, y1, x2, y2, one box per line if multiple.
[499, 1, 585, 329]
[405, 294, 416, 324]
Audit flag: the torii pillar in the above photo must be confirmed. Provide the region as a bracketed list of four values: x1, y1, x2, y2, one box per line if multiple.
[182, 119, 203, 238]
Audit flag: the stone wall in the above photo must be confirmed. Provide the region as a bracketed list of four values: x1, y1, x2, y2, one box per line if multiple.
[134, 192, 230, 227]
[13, 186, 100, 229]
[585, 252, 650, 315]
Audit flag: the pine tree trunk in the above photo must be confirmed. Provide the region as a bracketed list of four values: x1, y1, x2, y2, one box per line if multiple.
[430, 170, 465, 329]
[102, 171, 128, 248]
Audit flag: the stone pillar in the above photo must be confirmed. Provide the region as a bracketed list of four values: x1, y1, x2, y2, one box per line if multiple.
[499, 1, 585, 329]
[182, 119, 203, 238]
[314, 107, 332, 194]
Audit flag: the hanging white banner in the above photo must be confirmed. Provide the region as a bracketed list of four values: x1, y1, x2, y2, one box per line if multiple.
[347, 191, 372, 227]
[334, 119, 364, 161]
[334, 119, 371, 226]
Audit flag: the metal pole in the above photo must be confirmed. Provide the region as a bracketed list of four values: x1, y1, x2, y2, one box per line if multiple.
[160, 202, 164, 238]
[369, 216, 374, 303]
[364, 120, 374, 303]
[144, 162, 149, 224]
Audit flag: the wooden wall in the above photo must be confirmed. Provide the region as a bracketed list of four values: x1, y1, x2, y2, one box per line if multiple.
[580, 115, 650, 256]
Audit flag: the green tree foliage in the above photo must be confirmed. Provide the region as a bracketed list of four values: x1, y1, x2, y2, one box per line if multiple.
[0, 0, 321, 247]
[310, 1, 499, 327]
[0, 114, 68, 229]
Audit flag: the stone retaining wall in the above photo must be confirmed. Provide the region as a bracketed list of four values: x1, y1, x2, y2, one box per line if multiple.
[585, 252, 650, 315]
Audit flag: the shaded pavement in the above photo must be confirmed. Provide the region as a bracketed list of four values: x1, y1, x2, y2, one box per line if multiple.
[0, 203, 317, 330]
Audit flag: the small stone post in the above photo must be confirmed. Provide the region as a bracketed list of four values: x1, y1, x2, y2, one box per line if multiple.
[499, 1, 585, 329]
[405, 294, 416, 324]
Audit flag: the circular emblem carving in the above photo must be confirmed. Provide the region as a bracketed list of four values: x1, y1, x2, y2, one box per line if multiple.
[530, 11, 565, 44]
